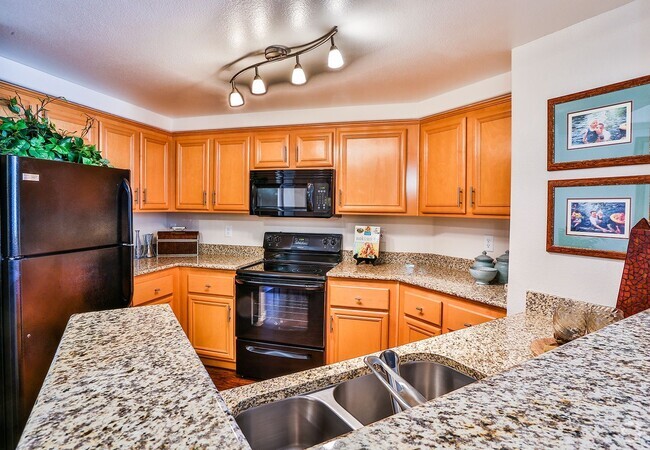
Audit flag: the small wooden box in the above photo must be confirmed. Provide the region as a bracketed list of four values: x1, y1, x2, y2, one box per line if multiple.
[156, 231, 199, 257]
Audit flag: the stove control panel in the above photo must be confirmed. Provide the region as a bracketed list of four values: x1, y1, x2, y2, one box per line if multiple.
[264, 232, 342, 252]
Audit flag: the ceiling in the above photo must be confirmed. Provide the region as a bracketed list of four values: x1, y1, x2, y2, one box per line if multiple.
[0, 0, 630, 118]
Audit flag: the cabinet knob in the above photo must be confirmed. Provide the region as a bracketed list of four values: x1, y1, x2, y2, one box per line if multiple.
[154, 288, 160, 294]
[415, 306, 423, 313]
[205, 284, 212, 289]
[354, 296, 362, 304]
[463, 323, 472, 328]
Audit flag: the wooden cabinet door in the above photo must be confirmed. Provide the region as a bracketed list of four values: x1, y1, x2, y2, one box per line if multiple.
[251, 132, 290, 169]
[337, 126, 408, 213]
[293, 129, 334, 168]
[43, 101, 98, 146]
[188, 294, 234, 361]
[398, 315, 441, 346]
[442, 297, 506, 333]
[176, 137, 210, 210]
[212, 134, 250, 211]
[140, 131, 172, 210]
[419, 114, 467, 214]
[327, 307, 389, 364]
[99, 118, 140, 210]
[467, 101, 511, 216]
[0, 85, 40, 117]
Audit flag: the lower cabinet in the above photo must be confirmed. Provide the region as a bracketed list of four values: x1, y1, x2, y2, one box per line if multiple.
[326, 279, 398, 364]
[442, 296, 506, 333]
[397, 285, 443, 345]
[182, 268, 236, 369]
[133, 268, 181, 324]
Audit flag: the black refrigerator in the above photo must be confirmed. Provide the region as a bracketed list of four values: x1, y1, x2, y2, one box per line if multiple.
[0, 155, 134, 448]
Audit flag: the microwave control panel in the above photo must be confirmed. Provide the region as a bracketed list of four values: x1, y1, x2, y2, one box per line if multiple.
[313, 183, 330, 211]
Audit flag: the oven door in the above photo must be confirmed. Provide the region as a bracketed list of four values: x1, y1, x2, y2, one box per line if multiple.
[235, 276, 325, 349]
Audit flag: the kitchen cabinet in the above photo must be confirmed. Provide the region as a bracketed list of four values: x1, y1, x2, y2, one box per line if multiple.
[442, 296, 506, 333]
[183, 268, 236, 368]
[99, 118, 140, 210]
[211, 134, 250, 212]
[336, 123, 419, 215]
[0, 84, 40, 116]
[42, 101, 98, 147]
[251, 128, 334, 169]
[133, 268, 181, 325]
[140, 130, 173, 210]
[175, 136, 210, 210]
[419, 96, 511, 218]
[326, 279, 398, 364]
[397, 284, 443, 345]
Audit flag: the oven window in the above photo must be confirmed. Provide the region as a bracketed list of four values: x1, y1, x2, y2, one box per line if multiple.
[254, 287, 308, 331]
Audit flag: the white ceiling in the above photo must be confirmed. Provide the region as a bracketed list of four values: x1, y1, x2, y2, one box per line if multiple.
[0, 0, 630, 118]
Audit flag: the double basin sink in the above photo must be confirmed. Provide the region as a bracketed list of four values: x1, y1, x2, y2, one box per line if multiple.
[235, 360, 476, 450]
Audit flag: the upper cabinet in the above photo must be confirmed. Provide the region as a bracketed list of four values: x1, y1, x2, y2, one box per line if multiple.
[99, 118, 140, 210]
[250, 128, 334, 170]
[42, 101, 98, 147]
[336, 123, 418, 215]
[174, 132, 250, 213]
[175, 137, 211, 210]
[0, 85, 40, 116]
[140, 130, 173, 210]
[419, 96, 511, 218]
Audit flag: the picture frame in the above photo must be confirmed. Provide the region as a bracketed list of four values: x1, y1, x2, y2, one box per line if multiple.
[548, 75, 650, 170]
[547, 175, 650, 259]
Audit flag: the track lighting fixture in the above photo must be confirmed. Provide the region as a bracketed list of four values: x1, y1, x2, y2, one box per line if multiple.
[227, 26, 343, 107]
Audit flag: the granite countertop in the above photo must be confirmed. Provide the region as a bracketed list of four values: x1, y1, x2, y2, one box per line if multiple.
[328, 261, 507, 309]
[134, 254, 262, 276]
[18, 297, 650, 448]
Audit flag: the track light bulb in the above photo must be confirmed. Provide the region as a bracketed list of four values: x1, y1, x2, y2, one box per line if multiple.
[328, 37, 344, 69]
[229, 83, 244, 107]
[251, 67, 266, 95]
[291, 56, 307, 85]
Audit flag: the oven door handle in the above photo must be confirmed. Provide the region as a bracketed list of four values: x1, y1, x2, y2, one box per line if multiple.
[245, 345, 311, 360]
[235, 278, 325, 291]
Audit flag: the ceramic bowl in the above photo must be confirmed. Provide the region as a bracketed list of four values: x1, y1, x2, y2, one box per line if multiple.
[469, 267, 498, 285]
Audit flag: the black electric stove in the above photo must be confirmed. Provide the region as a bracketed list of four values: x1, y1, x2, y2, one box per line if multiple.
[235, 232, 342, 380]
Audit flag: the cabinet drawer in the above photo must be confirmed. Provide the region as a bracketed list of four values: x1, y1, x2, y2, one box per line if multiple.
[329, 282, 390, 310]
[133, 274, 174, 306]
[444, 302, 500, 332]
[187, 273, 233, 297]
[402, 287, 442, 326]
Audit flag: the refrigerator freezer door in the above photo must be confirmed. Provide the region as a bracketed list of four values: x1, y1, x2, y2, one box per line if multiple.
[2, 156, 131, 257]
[3, 245, 132, 444]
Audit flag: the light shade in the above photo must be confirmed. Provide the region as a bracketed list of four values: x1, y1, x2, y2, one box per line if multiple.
[291, 56, 307, 85]
[251, 67, 266, 95]
[229, 83, 244, 107]
[328, 38, 344, 69]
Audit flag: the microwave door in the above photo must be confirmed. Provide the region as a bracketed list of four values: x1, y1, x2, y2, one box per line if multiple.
[281, 184, 308, 211]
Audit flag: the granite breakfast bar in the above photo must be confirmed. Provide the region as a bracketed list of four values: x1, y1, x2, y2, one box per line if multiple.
[17, 292, 650, 449]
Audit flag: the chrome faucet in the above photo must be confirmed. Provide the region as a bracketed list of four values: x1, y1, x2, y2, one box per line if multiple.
[364, 350, 427, 413]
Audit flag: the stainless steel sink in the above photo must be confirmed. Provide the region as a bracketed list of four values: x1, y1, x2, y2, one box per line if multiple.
[333, 361, 476, 425]
[235, 397, 354, 450]
[234, 360, 476, 449]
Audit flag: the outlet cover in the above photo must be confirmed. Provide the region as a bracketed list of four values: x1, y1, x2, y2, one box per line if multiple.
[225, 225, 232, 237]
[484, 235, 494, 252]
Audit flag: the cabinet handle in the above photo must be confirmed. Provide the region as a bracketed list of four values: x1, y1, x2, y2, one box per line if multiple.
[134, 188, 139, 205]
[283, 146, 288, 161]
[295, 145, 298, 163]
[203, 191, 207, 206]
[205, 284, 212, 289]
[228, 305, 232, 322]
[354, 296, 362, 304]
[471, 187, 476, 207]
[457, 187, 463, 207]
[330, 315, 334, 332]
[143, 188, 147, 204]
[415, 306, 423, 313]
[154, 288, 160, 294]
[338, 189, 342, 207]
[212, 191, 216, 206]
[463, 323, 472, 328]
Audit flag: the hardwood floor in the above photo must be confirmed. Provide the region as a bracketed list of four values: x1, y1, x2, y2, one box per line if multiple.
[205, 365, 256, 390]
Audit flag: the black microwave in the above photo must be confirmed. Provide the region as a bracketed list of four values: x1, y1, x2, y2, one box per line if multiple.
[250, 169, 335, 217]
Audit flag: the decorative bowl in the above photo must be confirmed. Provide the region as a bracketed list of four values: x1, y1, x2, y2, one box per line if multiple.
[469, 267, 498, 285]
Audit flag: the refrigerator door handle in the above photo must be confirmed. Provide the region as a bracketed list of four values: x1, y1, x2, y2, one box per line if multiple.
[119, 178, 134, 306]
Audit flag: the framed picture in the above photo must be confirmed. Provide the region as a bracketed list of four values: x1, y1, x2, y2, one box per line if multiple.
[548, 74, 650, 170]
[547, 175, 650, 259]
